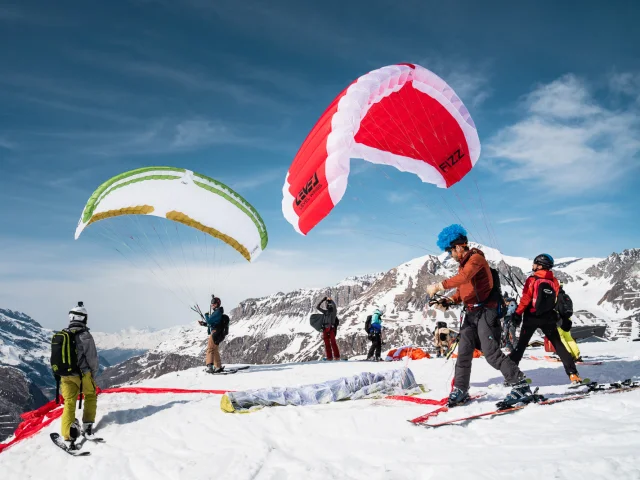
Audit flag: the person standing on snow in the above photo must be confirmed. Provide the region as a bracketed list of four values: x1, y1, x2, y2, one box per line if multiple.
[317, 296, 341, 361]
[366, 308, 384, 361]
[502, 297, 518, 352]
[433, 321, 451, 358]
[59, 302, 99, 445]
[200, 296, 225, 374]
[508, 254, 583, 384]
[426, 224, 533, 408]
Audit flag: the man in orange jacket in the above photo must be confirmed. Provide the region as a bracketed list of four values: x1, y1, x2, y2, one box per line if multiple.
[427, 224, 533, 408]
[508, 254, 582, 384]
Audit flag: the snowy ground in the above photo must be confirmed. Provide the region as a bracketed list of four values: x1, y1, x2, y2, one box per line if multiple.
[2, 341, 640, 480]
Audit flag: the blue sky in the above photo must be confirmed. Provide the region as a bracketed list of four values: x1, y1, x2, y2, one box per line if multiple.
[1, 0, 639, 331]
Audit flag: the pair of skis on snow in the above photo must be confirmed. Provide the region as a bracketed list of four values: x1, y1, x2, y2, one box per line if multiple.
[50, 431, 105, 457]
[409, 379, 640, 428]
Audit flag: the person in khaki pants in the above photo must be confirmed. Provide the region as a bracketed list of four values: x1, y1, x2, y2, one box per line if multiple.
[199, 296, 225, 373]
[61, 303, 99, 443]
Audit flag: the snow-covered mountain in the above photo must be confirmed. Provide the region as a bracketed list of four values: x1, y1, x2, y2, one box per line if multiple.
[0, 310, 55, 393]
[3, 246, 639, 391]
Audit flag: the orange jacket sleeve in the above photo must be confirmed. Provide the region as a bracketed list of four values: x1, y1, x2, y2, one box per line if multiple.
[516, 277, 534, 315]
[442, 255, 485, 290]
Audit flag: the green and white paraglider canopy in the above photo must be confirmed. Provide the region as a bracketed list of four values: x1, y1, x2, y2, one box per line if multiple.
[75, 166, 268, 262]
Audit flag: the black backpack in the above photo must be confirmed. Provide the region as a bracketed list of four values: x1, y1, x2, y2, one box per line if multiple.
[214, 314, 230, 345]
[51, 329, 81, 378]
[556, 287, 574, 320]
[364, 315, 372, 333]
[531, 277, 557, 316]
[486, 267, 507, 318]
[51, 328, 84, 406]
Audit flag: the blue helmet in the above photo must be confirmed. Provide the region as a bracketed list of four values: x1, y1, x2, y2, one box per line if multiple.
[436, 224, 468, 251]
[533, 253, 554, 269]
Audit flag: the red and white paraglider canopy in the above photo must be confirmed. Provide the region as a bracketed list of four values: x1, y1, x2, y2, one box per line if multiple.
[282, 63, 481, 235]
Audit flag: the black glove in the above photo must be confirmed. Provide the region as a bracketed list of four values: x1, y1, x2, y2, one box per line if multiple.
[513, 313, 522, 326]
[560, 318, 572, 332]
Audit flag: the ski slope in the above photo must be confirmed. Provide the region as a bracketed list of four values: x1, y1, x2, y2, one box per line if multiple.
[2, 341, 640, 480]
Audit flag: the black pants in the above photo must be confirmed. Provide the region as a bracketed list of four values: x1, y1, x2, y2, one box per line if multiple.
[454, 307, 522, 391]
[509, 315, 577, 376]
[367, 331, 382, 359]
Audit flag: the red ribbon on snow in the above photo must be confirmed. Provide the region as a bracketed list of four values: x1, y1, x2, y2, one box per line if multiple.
[0, 386, 232, 454]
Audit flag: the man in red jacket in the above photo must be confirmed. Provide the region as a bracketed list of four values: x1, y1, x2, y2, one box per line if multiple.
[508, 254, 582, 384]
[427, 224, 533, 408]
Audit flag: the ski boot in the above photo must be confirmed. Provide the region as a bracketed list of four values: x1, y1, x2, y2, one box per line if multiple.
[83, 422, 94, 437]
[206, 364, 215, 374]
[447, 387, 470, 407]
[570, 373, 583, 385]
[66, 419, 82, 450]
[496, 375, 536, 410]
[213, 366, 225, 374]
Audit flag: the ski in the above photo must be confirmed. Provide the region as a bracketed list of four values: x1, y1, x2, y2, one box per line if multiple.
[408, 393, 487, 424]
[567, 378, 592, 389]
[50, 433, 91, 456]
[207, 365, 250, 375]
[414, 380, 640, 428]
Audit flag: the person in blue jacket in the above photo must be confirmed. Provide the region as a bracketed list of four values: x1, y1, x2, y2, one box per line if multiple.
[366, 308, 384, 361]
[502, 297, 518, 352]
[199, 296, 225, 373]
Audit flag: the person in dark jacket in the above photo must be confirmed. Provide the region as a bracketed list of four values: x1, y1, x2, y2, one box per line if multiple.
[317, 296, 340, 361]
[433, 321, 451, 358]
[508, 254, 582, 384]
[200, 296, 225, 373]
[366, 308, 383, 361]
[426, 224, 532, 408]
[60, 302, 99, 443]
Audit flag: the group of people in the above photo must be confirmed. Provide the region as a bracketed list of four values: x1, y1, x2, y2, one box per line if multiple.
[427, 224, 584, 408]
[50, 222, 586, 447]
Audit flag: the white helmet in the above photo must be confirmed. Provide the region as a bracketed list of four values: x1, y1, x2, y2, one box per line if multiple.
[69, 302, 88, 323]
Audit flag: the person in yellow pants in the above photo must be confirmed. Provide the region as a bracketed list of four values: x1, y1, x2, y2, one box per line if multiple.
[58, 302, 100, 443]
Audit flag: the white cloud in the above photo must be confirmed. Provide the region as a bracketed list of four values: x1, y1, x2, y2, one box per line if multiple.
[496, 217, 530, 225]
[386, 191, 413, 204]
[416, 55, 492, 108]
[172, 120, 233, 148]
[486, 74, 640, 191]
[550, 202, 615, 217]
[0, 137, 15, 150]
[228, 168, 283, 191]
[609, 72, 640, 101]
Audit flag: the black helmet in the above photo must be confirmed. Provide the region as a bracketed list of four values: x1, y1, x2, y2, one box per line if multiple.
[533, 253, 554, 269]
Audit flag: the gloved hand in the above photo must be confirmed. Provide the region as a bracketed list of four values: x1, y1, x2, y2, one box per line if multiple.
[513, 313, 522, 326]
[433, 296, 453, 312]
[198, 320, 206, 326]
[427, 282, 444, 297]
[560, 318, 572, 332]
